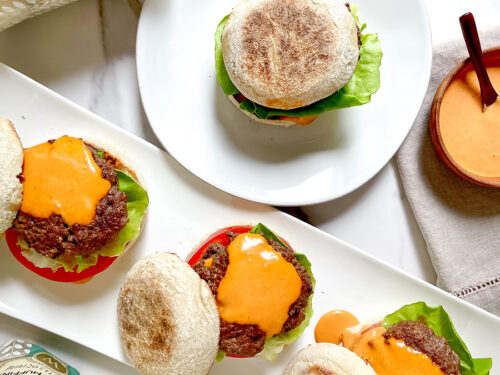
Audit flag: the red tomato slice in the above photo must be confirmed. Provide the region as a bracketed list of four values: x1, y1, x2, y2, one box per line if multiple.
[187, 225, 253, 266]
[5, 229, 118, 283]
[187, 224, 292, 359]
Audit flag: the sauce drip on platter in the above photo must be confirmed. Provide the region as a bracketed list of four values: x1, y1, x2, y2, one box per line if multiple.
[314, 309, 359, 344]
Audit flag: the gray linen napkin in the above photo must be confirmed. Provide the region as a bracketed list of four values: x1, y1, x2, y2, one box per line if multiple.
[396, 27, 500, 316]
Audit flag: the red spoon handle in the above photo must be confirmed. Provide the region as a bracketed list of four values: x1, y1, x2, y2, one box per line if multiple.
[460, 12, 498, 108]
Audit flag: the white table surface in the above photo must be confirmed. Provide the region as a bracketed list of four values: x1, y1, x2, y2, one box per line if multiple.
[0, 0, 498, 373]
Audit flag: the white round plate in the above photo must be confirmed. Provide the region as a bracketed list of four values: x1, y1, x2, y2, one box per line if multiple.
[137, 0, 431, 206]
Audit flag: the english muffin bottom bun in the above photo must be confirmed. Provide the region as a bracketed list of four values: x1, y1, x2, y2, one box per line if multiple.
[0, 119, 23, 237]
[118, 253, 220, 375]
[5, 135, 149, 283]
[283, 343, 377, 375]
[188, 223, 315, 361]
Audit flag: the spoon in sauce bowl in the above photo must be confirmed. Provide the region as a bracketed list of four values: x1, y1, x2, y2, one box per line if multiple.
[460, 12, 499, 111]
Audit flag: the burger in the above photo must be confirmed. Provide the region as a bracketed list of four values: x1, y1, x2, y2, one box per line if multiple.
[375, 302, 492, 375]
[283, 343, 377, 375]
[215, 0, 382, 126]
[1, 121, 149, 283]
[188, 223, 315, 360]
[315, 302, 492, 375]
[117, 252, 220, 375]
[116, 224, 313, 374]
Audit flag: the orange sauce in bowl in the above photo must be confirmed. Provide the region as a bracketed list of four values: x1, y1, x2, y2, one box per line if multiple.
[20, 136, 111, 225]
[439, 57, 500, 178]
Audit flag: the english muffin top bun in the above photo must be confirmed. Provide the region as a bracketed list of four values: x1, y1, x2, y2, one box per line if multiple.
[222, 0, 359, 111]
[283, 343, 377, 375]
[117, 253, 220, 375]
[0, 118, 23, 237]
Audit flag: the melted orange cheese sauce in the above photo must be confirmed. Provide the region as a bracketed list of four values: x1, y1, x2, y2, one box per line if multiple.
[20, 136, 111, 226]
[314, 311, 446, 375]
[440, 60, 500, 177]
[314, 310, 359, 344]
[216, 233, 302, 337]
[350, 334, 445, 375]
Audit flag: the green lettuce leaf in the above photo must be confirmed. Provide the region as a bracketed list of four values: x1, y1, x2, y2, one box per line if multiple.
[19, 170, 149, 273]
[215, 15, 239, 96]
[383, 302, 492, 375]
[350, 4, 367, 33]
[214, 6, 382, 119]
[215, 350, 226, 362]
[249, 222, 288, 247]
[19, 239, 76, 273]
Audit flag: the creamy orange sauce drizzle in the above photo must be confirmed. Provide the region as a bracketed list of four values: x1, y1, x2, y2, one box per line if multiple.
[216, 233, 302, 337]
[350, 334, 445, 375]
[314, 310, 359, 344]
[440, 59, 500, 177]
[314, 311, 446, 375]
[20, 136, 111, 226]
[279, 115, 318, 126]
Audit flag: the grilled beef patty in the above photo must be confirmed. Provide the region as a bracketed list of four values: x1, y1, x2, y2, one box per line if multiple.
[13, 144, 129, 258]
[383, 320, 461, 375]
[192, 231, 313, 357]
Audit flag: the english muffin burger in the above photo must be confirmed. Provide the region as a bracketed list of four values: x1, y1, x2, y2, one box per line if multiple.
[215, 0, 382, 126]
[376, 302, 492, 375]
[188, 223, 315, 360]
[2, 124, 148, 283]
[315, 302, 492, 375]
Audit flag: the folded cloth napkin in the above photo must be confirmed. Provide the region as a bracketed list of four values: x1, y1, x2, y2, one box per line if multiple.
[396, 26, 500, 316]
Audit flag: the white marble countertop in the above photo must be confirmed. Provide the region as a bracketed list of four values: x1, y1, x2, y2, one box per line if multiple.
[0, 0, 499, 373]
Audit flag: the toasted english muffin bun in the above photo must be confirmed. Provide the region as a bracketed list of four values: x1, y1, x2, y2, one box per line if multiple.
[0, 119, 23, 237]
[283, 343, 377, 375]
[222, 0, 359, 110]
[117, 253, 220, 375]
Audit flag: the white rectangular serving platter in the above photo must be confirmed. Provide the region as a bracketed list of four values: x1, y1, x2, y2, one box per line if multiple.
[0, 64, 499, 374]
